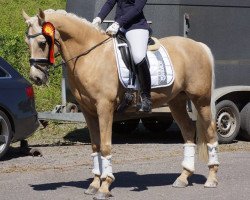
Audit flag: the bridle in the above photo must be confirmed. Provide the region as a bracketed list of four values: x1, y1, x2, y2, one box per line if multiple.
[26, 35, 60, 76]
[26, 22, 111, 76]
[26, 32, 61, 66]
[25, 22, 60, 77]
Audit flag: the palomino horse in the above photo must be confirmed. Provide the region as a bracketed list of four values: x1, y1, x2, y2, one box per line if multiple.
[23, 9, 219, 200]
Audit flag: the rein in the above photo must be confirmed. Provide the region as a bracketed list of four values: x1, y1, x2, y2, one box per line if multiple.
[53, 36, 111, 69]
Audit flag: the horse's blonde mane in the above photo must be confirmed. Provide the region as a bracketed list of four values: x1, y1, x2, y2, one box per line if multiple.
[26, 9, 105, 33]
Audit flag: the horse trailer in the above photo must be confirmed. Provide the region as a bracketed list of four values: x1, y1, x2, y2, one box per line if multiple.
[39, 0, 250, 143]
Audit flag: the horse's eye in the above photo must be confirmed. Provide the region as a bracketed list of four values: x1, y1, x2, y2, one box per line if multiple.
[39, 41, 47, 48]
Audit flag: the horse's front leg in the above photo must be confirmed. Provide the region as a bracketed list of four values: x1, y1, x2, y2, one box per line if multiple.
[94, 100, 115, 200]
[82, 112, 102, 195]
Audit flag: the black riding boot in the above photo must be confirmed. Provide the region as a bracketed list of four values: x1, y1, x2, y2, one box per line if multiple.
[136, 58, 152, 112]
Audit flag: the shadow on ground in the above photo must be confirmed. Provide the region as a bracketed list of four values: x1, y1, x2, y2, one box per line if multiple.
[63, 123, 183, 145]
[29, 171, 206, 192]
[1, 146, 30, 161]
[3, 123, 182, 161]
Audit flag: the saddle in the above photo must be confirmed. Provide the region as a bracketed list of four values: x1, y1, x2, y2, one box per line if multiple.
[116, 33, 136, 86]
[116, 32, 161, 87]
[115, 32, 161, 112]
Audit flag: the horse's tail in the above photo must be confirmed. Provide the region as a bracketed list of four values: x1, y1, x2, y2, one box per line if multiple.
[196, 42, 216, 162]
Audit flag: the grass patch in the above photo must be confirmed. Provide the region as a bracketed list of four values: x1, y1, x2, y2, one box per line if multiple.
[27, 121, 88, 146]
[0, 0, 66, 111]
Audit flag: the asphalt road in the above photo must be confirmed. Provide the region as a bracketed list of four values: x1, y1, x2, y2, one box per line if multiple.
[0, 125, 249, 200]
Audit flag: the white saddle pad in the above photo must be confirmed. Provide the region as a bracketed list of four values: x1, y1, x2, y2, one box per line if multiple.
[113, 38, 175, 89]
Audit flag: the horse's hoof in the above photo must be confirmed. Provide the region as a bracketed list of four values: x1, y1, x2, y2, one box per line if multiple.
[93, 191, 112, 200]
[172, 178, 188, 188]
[204, 179, 218, 188]
[84, 186, 99, 195]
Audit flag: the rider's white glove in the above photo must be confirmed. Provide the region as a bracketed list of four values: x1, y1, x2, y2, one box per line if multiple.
[92, 17, 102, 26]
[106, 22, 120, 35]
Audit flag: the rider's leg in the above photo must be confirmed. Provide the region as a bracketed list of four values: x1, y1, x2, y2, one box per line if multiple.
[125, 29, 152, 112]
[136, 58, 151, 112]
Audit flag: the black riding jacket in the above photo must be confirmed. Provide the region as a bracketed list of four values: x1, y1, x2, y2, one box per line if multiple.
[97, 0, 150, 31]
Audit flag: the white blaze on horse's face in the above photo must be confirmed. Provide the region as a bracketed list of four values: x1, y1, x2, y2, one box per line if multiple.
[23, 12, 50, 86]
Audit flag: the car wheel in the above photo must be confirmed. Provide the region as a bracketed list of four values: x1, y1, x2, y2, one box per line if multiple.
[0, 110, 12, 160]
[216, 100, 240, 144]
[141, 116, 173, 132]
[239, 103, 250, 140]
[112, 119, 140, 134]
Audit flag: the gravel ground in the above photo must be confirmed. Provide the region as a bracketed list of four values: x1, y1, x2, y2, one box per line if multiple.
[1, 122, 249, 174]
[0, 123, 249, 200]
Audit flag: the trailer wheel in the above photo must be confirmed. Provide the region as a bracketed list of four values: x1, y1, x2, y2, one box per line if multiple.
[216, 100, 240, 143]
[112, 119, 140, 134]
[141, 116, 173, 132]
[239, 103, 250, 140]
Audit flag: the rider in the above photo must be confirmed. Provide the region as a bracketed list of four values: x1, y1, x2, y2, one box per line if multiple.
[92, 0, 152, 112]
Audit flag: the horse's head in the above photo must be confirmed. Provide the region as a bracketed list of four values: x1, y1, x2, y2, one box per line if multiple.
[22, 9, 60, 85]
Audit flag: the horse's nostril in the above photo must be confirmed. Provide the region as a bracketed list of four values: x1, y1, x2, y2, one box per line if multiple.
[30, 75, 42, 85]
[36, 76, 41, 82]
[29, 75, 34, 81]
[35, 76, 43, 85]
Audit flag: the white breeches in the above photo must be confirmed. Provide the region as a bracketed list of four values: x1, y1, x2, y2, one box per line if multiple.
[182, 143, 196, 172]
[91, 153, 115, 180]
[125, 29, 149, 64]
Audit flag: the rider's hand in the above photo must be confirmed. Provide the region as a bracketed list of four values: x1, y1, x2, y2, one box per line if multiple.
[92, 17, 102, 26]
[106, 22, 120, 36]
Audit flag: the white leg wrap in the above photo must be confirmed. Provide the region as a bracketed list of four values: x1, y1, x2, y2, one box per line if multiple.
[207, 142, 220, 166]
[91, 152, 102, 176]
[100, 155, 115, 180]
[182, 143, 196, 172]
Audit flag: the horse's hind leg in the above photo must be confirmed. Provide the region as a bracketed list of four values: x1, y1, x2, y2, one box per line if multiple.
[168, 94, 196, 187]
[193, 99, 219, 188]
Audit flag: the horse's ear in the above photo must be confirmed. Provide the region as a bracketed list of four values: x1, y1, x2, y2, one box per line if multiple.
[37, 9, 45, 26]
[22, 10, 30, 21]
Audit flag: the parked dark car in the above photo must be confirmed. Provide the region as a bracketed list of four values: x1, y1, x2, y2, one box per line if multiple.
[0, 57, 39, 159]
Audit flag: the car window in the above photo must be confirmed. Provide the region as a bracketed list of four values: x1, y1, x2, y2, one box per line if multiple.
[0, 67, 10, 78]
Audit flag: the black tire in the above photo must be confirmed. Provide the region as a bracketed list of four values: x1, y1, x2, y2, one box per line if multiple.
[216, 100, 241, 144]
[141, 116, 173, 132]
[112, 119, 140, 134]
[240, 103, 250, 140]
[0, 110, 13, 160]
